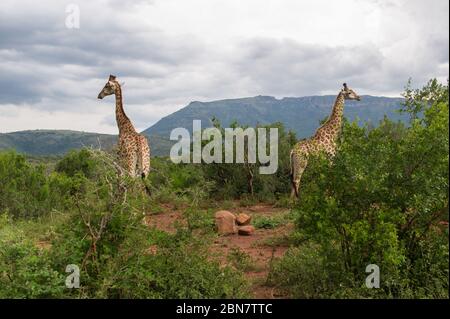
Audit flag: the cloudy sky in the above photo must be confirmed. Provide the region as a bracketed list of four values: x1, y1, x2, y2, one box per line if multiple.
[0, 0, 448, 134]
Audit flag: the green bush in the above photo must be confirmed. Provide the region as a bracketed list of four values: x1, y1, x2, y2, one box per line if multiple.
[268, 244, 336, 298]
[0, 151, 53, 218]
[98, 229, 248, 298]
[0, 150, 94, 219]
[0, 216, 66, 298]
[55, 149, 97, 178]
[201, 121, 296, 201]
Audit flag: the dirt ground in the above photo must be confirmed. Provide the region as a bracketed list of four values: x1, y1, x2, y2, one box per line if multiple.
[144, 203, 293, 298]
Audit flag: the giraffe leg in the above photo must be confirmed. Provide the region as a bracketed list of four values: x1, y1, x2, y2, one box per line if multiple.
[292, 179, 301, 199]
[290, 183, 297, 198]
[290, 152, 307, 200]
[137, 135, 151, 196]
[125, 151, 138, 177]
[290, 152, 299, 199]
[290, 153, 297, 199]
[290, 176, 301, 199]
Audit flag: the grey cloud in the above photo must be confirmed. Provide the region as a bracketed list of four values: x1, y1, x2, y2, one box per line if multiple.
[0, 13, 205, 106]
[233, 38, 385, 96]
[0, 78, 42, 104]
[0, 0, 210, 106]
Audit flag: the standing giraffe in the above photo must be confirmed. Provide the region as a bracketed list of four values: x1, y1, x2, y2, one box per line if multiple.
[290, 83, 361, 199]
[97, 75, 151, 193]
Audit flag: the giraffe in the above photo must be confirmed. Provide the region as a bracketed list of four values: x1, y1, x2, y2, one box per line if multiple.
[290, 83, 361, 199]
[97, 75, 151, 194]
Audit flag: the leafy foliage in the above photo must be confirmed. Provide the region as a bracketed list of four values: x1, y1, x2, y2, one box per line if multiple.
[0, 151, 64, 218]
[201, 120, 296, 201]
[55, 149, 98, 178]
[0, 150, 248, 298]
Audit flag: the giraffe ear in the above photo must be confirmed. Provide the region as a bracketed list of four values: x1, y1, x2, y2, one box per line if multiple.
[109, 75, 116, 81]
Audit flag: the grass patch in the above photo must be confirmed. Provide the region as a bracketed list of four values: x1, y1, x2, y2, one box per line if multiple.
[252, 211, 294, 229]
[227, 247, 257, 272]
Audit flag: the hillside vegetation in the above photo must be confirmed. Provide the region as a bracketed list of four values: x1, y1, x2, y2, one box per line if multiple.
[144, 95, 407, 138]
[0, 130, 172, 157]
[0, 95, 406, 157]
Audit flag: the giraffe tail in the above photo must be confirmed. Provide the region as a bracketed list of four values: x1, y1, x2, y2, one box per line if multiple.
[289, 150, 294, 176]
[289, 151, 299, 198]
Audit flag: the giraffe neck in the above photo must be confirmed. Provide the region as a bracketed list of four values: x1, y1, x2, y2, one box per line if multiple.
[114, 84, 136, 135]
[316, 92, 345, 140]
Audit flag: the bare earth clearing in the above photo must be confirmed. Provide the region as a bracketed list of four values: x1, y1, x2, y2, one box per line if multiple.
[144, 203, 294, 299]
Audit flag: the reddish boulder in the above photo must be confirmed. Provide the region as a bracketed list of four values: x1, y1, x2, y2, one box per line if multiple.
[238, 225, 255, 236]
[236, 213, 252, 226]
[215, 210, 237, 235]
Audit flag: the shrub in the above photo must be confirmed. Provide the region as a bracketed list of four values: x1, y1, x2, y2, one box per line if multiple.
[55, 149, 97, 178]
[0, 217, 66, 298]
[201, 121, 296, 201]
[98, 229, 249, 298]
[0, 151, 53, 218]
[267, 244, 335, 298]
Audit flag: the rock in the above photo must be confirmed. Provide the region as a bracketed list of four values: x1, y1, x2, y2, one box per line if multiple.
[238, 225, 255, 236]
[215, 210, 237, 235]
[236, 213, 252, 226]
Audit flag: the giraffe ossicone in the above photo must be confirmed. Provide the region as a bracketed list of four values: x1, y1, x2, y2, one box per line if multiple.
[290, 83, 361, 199]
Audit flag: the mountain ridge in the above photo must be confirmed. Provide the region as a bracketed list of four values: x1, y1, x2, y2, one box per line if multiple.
[0, 130, 172, 157]
[143, 94, 407, 138]
[0, 94, 408, 157]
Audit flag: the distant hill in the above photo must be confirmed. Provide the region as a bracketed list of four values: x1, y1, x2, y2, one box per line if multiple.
[1, 95, 408, 157]
[143, 95, 408, 139]
[0, 130, 116, 156]
[0, 130, 171, 157]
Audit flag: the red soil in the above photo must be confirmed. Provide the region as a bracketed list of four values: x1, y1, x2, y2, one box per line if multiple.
[144, 203, 292, 298]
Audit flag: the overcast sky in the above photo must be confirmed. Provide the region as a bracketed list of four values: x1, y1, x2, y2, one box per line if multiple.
[0, 0, 448, 134]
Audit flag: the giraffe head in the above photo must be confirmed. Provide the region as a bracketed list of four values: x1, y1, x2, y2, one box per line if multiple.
[97, 75, 119, 99]
[341, 83, 361, 101]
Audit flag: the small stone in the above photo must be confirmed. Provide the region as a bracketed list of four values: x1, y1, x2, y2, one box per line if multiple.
[236, 213, 252, 226]
[215, 210, 237, 235]
[238, 225, 255, 236]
